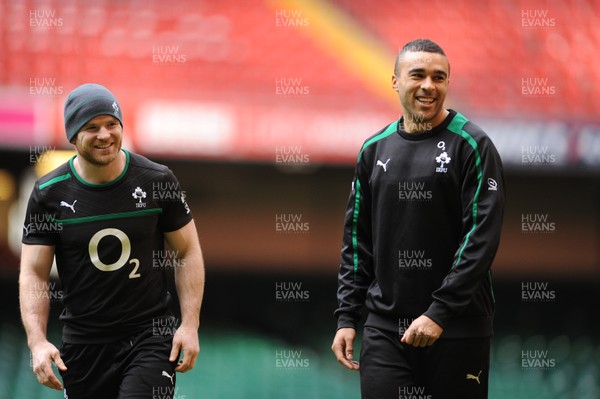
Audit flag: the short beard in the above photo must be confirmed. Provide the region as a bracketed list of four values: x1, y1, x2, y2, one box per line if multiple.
[76, 135, 121, 166]
[78, 148, 119, 166]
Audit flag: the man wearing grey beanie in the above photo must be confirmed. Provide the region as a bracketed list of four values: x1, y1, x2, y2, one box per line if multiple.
[19, 83, 205, 398]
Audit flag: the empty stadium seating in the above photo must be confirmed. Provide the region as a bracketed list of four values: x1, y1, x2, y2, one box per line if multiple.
[3, 0, 598, 121]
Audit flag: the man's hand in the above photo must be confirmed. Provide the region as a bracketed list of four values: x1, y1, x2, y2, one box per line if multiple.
[401, 315, 443, 347]
[165, 221, 204, 373]
[170, 325, 200, 372]
[331, 328, 360, 371]
[31, 341, 67, 390]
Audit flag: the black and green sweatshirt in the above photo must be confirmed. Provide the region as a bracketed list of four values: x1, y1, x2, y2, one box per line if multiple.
[335, 110, 505, 338]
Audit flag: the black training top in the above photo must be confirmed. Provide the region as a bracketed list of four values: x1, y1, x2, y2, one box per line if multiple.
[335, 110, 505, 338]
[23, 149, 192, 343]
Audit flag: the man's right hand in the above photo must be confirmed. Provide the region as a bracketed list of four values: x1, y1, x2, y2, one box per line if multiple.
[331, 327, 360, 371]
[31, 341, 67, 390]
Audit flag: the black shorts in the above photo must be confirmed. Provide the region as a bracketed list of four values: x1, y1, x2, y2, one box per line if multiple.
[59, 326, 177, 399]
[360, 326, 491, 399]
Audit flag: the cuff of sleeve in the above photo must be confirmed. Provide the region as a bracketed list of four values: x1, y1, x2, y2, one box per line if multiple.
[336, 313, 358, 331]
[424, 301, 453, 329]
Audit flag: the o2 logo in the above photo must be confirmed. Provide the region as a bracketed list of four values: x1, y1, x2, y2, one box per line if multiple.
[88, 228, 141, 278]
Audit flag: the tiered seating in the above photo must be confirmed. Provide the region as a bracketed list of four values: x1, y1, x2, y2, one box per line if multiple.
[333, 0, 600, 119]
[1, 0, 378, 101]
[1, 0, 598, 142]
[336, 0, 600, 119]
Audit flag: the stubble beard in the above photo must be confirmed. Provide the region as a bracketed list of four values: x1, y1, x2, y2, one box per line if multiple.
[78, 142, 121, 167]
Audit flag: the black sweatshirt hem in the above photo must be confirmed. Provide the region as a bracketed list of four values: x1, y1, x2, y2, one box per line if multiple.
[365, 312, 493, 339]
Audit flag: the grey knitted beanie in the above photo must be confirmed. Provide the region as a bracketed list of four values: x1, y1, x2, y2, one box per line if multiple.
[64, 84, 123, 142]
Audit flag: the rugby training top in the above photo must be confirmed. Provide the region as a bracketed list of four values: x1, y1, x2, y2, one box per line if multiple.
[22, 150, 192, 343]
[335, 110, 505, 338]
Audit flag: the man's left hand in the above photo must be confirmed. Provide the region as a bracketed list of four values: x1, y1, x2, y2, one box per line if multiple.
[401, 315, 443, 347]
[170, 325, 200, 372]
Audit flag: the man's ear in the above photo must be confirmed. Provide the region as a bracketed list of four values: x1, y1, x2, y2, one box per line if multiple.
[392, 74, 398, 91]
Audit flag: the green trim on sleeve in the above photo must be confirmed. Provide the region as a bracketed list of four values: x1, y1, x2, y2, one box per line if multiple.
[446, 112, 483, 268]
[351, 179, 362, 273]
[38, 173, 71, 190]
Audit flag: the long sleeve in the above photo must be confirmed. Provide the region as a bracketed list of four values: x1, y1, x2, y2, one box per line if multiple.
[334, 157, 375, 330]
[424, 131, 505, 328]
